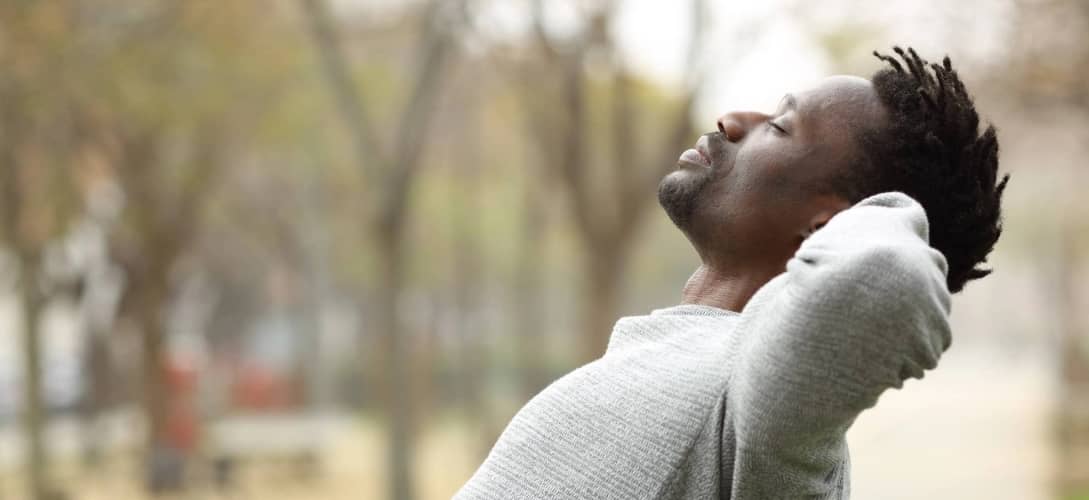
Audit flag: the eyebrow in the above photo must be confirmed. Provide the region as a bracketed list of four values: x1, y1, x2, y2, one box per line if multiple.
[776, 94, 803, 132]
[782, 93, 798, 110]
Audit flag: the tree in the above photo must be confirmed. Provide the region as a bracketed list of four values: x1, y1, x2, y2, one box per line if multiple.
[0, 2, 83, 498]
[297, 1, 463, 498]
[515, 0, 710, 361]
[70, 2, 290, 490]
[107, 123, 227, 491]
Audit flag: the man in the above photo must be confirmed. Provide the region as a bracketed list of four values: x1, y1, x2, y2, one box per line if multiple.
[456, 47, 1008, 499]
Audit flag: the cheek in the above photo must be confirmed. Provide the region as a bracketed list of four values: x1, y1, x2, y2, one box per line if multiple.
[731, 144, 797, 195]
[695, 159, 767, 228]
[696, 140, 811, 224]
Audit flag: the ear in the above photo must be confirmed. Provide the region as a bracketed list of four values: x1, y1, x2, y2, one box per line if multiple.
[803, 195, 851, 237]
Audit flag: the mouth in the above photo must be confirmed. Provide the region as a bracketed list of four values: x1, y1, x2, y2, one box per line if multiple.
[676, 135, 713, 170]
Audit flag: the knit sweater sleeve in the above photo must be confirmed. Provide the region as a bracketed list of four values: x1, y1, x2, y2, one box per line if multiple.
[729, 191, 953, 498]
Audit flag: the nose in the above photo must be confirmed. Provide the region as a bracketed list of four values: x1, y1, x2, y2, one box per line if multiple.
[716, 111, 771, 143]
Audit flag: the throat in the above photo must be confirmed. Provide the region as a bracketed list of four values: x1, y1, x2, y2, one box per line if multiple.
[680, 264, 777, 312]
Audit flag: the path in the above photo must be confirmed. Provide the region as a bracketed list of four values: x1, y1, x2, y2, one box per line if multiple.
[848, 338, 1056, 499]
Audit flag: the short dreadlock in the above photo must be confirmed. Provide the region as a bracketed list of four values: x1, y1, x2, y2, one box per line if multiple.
[841, 47, 1009, 293]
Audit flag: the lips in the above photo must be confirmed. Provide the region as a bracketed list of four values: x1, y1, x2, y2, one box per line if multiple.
[677, 135, 713, 169]
[695, 135, 712, 163]
[679, 148, 709, 167]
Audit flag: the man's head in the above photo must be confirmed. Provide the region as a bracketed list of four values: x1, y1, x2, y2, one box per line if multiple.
[658, 47, 1008, 293]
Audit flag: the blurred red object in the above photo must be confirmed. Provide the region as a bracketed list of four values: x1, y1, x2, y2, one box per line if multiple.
[163, 359, 200, 452]
[231, 363, 296, 410]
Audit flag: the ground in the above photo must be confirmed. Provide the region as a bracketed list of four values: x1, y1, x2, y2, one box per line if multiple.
[0, 338, 1060, 499]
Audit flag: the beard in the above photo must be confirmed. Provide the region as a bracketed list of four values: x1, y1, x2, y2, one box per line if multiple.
[657, 168, 714, 231]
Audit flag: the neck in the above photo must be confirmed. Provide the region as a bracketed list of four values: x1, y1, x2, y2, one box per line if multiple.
[680, 263, 780, 313]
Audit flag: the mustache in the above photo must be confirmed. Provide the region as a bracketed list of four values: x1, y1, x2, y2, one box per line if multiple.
[702, 131, 728, 167]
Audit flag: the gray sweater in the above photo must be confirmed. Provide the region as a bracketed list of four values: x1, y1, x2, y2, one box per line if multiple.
[455, 192, 953, 499]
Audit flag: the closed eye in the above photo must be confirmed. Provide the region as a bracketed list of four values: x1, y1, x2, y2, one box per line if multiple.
[767, 121, 787, 135]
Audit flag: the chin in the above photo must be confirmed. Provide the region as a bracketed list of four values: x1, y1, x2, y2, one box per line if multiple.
[658, 168, 711, 230]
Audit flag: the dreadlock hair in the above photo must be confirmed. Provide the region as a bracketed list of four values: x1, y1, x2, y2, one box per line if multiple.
[843, 47, 1009, 294]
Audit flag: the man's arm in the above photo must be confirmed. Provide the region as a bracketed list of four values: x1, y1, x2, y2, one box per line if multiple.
[730, 191, 952, 496]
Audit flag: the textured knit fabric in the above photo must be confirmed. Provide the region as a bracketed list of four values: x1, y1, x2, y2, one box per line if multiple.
[455, 192, 953, 499]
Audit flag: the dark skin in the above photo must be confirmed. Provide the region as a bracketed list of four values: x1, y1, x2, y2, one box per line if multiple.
[657, 75, 889, 312]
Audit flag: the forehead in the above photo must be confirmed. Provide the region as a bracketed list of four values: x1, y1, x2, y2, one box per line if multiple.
[795, 75, 887, 138]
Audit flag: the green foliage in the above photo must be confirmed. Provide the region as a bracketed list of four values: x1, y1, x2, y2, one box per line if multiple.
[0, 2, 84, 251]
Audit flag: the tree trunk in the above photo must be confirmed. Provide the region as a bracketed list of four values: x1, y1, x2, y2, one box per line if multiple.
[514, 185, 548, 399]
[375, 227, 413, 500]
[142, 304, 166, 449]
[301, 176, 332, 409]
[19, 261, 49, 500]
[579, 246, 627, 363]
[296, 2, 458, 497]
[450, 199, 490, 456]
[139, 282, 169, 492]
[80, 329, 111, 469]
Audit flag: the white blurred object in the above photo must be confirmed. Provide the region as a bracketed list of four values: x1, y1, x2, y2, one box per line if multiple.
[207, 412, 350, 458]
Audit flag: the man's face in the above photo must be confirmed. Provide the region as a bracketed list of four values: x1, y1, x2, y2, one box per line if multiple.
[658, 75, 887, 267]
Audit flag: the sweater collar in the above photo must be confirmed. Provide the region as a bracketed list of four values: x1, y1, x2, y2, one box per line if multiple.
[605, 304, 739, 355]
[651, 304, 739, 318]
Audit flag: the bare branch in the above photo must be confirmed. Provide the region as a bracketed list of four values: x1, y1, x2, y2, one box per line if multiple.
[0, 91, 23, 247]
[555, 42, 601, 243]
[113, 127, 164, 250]
[170, 129, 226, 247]
[620, 0, 706, 230]
[380, 0, 462, 229]
[530, 0, 560, 62]
[662, 0, 711, 171]
[610, 66, 636, 236]
[297, 0, 385, 175]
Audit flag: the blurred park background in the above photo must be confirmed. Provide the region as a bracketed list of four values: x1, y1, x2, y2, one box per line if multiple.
[1, 0, 1088, 499]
